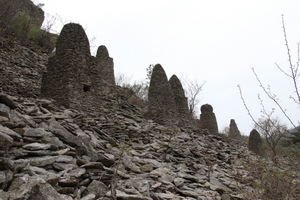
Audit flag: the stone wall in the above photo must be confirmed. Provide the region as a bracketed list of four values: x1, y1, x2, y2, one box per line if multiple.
[147, 64, 178, 125]
[41, 23, 116, 112]
[198, 104, 219, 135]
[0, 38, 48, 97]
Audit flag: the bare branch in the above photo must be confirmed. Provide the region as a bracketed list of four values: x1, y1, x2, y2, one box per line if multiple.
[281, 15, 300, 105]
[182, 77, 206, 118]
[252, 68, 296, 128]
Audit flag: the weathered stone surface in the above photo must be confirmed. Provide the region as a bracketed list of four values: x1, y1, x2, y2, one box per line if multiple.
[0, 132, 13, 152]
[228, 119, 242, 141]
[41, 23, 116, 113]
[169, 75, 192, 126]
[147, 64, 178, 125]
[0, 40, 48, 98]
[22, 142, 51, 150]
[97, 153, 114, 167]
[96, 45, 115, 85]
[83, 180, 108, 198]
[58, 178, 79, 187]
[0, 93, 18, 109]
[23, 128, 48, 137]
[106, 189, 152, 200]
[248, 129, 262, 155]
[198, 104, 219, 135]
[123, 154, 142, 173]
[49, 121, 87, 155]
[0, 125, 21, 139]
[4, 175, 71, 200]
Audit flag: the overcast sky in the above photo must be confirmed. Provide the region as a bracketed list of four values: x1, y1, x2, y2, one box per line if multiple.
[38, 0, 300, 135]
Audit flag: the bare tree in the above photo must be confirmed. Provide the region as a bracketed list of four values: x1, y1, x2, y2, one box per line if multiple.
[238, 15, 300, 164]
[255, 117, 287, 163]
[181, 76, 206, 118]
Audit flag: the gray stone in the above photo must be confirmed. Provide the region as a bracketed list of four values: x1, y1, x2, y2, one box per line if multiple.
[106, 189, 152, 200]
[58, 178, 79, 187]
[81, 162, 104, 169]
[55, 155, 74, 163]
[14, 156, 58, 167]
[0, 132, 13, 152]
[97, 153, 114, 167]
[123, 155, 142, 173]
[0, 93, 18, 109]
[69, 168, 86, 178]
[7, 175, 72, 200]
[22, 142, 51, 150]
[0, 125, 21, 139]
[83, 180, 108, 198]
[23, 128, 48, 137]
[49, 121, 87, 155]
[174, 177, 185, 187]
[53, 162, 77, 171]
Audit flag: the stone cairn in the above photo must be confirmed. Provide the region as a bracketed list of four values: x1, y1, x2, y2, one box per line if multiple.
[169, 74, 192, 126]
[248, 129, 262, 155]
[147, 64, 178, 125]
[41, 23, 115, 112]
[198, 104, 219, 135]
[228, 119, 242, 140]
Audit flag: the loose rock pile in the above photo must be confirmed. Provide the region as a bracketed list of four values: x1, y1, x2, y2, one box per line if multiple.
[0, 93, 252, 200]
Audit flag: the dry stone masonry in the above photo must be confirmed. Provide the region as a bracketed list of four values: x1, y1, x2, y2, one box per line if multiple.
[147, 64, 178, 125]
[41, 23, 116, 112]
[1, 6, 287, 197]
[228, 119, 242, 141]
[248, 129, 262, 155]
[198, 104, 219, 135]
[169, 74, 192, 126]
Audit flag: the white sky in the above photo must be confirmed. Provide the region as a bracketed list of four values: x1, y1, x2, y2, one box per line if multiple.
[38, 0, 300, 135]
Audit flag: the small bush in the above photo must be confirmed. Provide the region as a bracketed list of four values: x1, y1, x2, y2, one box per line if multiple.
[9, 12, 31, 41]
[245, 158, 299, 200]
[28, 28, 41, 40]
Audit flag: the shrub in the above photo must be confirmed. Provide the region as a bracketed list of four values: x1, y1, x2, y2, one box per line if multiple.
[245, 158, 300, 200]
[9, 12, 31, 41]
[28, 27, 41, 40]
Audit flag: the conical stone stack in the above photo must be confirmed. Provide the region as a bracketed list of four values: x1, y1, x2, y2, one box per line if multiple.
[147, 64, 178, 125]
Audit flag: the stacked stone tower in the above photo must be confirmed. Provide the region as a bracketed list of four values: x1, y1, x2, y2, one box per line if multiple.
[41, 23, 115, 111]
[248, 129, 262, 155]
[228, 119, 242, 140]
[198, 104, 219, 134]
[147, 64, 178, 125]
[169, 75, 191, 126]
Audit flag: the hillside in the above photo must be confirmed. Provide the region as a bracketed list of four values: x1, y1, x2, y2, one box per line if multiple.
[0, 1, 299, 200]
[0, 91, 252, 200]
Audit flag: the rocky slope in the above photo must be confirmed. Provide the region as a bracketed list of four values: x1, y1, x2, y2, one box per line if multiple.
[0, 91, 254, 200]
[0, 20, 256, 199]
